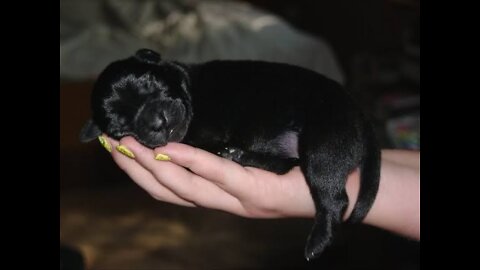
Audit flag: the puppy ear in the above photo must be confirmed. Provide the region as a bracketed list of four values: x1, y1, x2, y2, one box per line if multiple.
[79, 119, 102, 143]
[134, 49, 161, 64]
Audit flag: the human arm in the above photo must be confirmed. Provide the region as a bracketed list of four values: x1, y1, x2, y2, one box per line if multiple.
[101, 136, 420, 240]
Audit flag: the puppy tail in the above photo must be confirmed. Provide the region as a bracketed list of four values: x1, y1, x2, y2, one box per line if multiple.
[345, 122, 381, 224]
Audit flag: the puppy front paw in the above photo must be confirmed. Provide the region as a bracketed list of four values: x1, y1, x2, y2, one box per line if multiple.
[216, 146, 245, 162]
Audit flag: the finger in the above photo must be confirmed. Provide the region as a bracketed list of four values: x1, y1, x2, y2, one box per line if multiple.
[119, 137, 245, 214]
[153, 142, 254, 198]
[104, 135, 194, 207]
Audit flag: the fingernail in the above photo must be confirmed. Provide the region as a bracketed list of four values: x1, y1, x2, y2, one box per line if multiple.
[155, 153, 171, 161]
[116, 145, 135, 159]
[98, 136, 112, 152]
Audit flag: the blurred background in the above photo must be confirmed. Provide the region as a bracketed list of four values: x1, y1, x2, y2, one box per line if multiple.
[60, 0, 420, 269]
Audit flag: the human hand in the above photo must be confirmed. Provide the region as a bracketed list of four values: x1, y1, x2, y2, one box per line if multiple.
[97, 135, 419, 240]
[100, 135, 325, 218]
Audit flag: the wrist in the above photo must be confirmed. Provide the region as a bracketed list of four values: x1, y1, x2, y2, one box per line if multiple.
[343, 168, 360, 221]
[362, 158, 420, 240]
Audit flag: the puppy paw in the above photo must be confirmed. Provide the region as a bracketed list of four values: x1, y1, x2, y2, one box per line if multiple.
[216, 147, 245, 162]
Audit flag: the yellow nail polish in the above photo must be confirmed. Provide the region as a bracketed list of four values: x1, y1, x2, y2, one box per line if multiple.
[155, 153, 171, 161]
[116, 145, 135, 159]
[98, 136, 112, 152]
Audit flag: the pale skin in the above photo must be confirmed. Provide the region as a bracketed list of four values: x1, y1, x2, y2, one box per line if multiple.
[101, 135, 420, 241]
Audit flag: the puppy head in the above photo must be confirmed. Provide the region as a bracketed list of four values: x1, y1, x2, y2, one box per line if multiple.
[79, 49, 192, 148]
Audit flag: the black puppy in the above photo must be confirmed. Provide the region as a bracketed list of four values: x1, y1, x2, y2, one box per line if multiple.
[80, 49, 381, 261]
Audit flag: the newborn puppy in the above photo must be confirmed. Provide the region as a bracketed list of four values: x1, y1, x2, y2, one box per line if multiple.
[80, 49, 381, 261]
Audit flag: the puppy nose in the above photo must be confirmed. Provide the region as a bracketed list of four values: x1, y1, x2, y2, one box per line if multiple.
[149, 116, 164, 132]
[135, 49, 161, 64]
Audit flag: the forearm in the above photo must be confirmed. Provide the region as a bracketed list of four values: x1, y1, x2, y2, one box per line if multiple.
[344, 150, 420, 240]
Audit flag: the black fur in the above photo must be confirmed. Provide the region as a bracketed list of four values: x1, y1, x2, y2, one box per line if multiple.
[80, 49, 381, 261]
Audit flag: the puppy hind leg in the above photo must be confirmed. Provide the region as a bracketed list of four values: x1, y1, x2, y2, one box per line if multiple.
[299, 131, 359, 260]
[301, 160, 350, 260]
